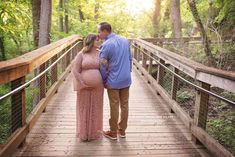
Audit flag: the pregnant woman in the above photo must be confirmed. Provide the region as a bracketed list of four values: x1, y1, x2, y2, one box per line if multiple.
[72, 34, 104, 141]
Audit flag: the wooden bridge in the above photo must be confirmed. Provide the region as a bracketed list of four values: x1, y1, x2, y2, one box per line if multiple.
[0, 35, 234, 157]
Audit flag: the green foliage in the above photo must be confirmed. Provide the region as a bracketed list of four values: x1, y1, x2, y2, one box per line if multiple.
[177, 89, 194, 104]
[51, 0, 135, 38]
[0, 1, 234, 154]
[0, 84, 11, 145]
[162, 71, 172, 94]
[214, 0, 235, 30]
[0, 0, 33, 60]
[207, 111, 235, 155]
[221, 91, 235, 103]
[0, 83, 39, 144]
[181, 0, 195, 36]
[25, 86, 39, 116]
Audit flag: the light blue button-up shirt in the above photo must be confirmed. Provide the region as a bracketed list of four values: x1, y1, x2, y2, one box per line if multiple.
[99, 33, 132, 89]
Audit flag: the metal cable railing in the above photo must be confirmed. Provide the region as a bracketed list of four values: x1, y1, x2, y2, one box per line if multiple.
[0, 39, 82, 147]
[146, 38, 235, 71]
[0, 41, 82, 101]
[132, 40, 235, 156]
[132, 43, 235, 106]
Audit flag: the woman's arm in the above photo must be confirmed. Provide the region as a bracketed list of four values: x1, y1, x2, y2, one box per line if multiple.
[72, 52, 87, 90]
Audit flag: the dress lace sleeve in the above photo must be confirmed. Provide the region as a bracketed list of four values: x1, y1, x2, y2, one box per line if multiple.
[72, 52, 86, 91]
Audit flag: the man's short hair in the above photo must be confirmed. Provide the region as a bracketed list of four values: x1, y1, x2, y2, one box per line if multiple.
[99, 22, 112, 33]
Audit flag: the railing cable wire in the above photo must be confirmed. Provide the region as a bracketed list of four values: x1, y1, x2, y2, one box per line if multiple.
[0, 41, 82, 101]
[132, 43, 235, 106]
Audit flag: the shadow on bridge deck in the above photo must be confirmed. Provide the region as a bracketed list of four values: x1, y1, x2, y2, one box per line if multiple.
[13, 68, 211, 157]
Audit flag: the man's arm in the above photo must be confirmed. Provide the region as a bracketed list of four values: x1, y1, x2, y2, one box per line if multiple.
[128, 43, 132, 72]
[99, 44, 111, 83]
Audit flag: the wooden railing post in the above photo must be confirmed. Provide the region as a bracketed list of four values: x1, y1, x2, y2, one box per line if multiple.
[148, 53, 153, 75]
[142, 49, 147, 70]
[61, 48, 67, 73]
[11, 76, 26, 147]
[51, 55, 58, 85]
[39, 63, 46, 112]
[0, 35, 81, 156]
[72, 44, 77, 59]
[192, 81, 210, 144]
[157, 58, 165, 86]
[133, 43, 137, 60]
[170, 68, 179, 113]
[39, 63, 46, 100]
[158, 40, 163, 47]
[66, 46, 71, 68]
[45, 60, 50, 93]
[137, 46, 141, 63]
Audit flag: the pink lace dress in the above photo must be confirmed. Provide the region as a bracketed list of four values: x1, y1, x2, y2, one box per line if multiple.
[72, 50, 104, 141]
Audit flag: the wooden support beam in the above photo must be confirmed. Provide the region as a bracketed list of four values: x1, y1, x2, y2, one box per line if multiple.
[157, 58, 165, 87]
[133, 43, 137, 59]
[137, 46, 141, 63]
[11, 76, 26, 147]
[148, 53, 153, 75]
[51, 55, 58, 85]
[192, 81, 210, 144]
[142, 49, 147, 70]
[170, 68, 179, 113]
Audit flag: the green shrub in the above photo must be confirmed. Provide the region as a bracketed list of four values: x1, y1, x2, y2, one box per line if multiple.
[207, 111, 235, 155]
[177, 90, 194, 104]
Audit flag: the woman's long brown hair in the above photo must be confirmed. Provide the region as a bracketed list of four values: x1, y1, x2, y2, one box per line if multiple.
[82, 34, 97, 53]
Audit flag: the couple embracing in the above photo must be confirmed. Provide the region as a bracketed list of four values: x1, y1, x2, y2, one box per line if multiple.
[72, 22, 132, 141]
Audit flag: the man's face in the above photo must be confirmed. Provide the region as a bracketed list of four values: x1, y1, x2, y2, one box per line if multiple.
[97, 26, 109, 40]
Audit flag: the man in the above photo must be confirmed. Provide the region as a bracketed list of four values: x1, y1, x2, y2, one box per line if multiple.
[98, 22, 132, 140]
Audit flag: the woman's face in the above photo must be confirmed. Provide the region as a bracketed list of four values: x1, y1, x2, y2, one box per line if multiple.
[93, 36, 101, 48]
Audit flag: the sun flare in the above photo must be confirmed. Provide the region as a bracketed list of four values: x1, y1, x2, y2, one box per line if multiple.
[126, 0, 154, 15]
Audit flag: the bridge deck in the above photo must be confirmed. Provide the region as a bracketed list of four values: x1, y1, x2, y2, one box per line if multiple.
[13, 68, 210, 157]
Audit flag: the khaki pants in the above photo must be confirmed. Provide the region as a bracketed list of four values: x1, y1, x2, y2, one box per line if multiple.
[107, 87, 129, 132]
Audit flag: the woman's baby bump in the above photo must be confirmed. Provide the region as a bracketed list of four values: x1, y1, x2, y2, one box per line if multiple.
[81, 69, 103, 87]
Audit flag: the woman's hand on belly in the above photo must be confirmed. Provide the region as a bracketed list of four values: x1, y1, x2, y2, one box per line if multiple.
[81, 69, 103, 87]
[80, 82, 92, 90]
[82, 84, 93, 90]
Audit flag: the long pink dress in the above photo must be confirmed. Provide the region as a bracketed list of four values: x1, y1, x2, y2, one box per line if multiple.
[72, 50, 104, 141]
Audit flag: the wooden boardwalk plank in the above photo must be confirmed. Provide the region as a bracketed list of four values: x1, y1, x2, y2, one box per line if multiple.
[13, 69, 211, 157]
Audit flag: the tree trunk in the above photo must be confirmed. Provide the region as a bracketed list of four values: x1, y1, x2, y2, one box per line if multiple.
[187, 0, 216, 66]
[38, 0, 52, 47]
[32, 0, 41, 47]
[152, 0, 161, 37]
[35, 0, 52, 105]
[170, 0, 182, 38]
[94, 2, 99, 21]
[59, 0, 64, 32]
[205, 0, 213, 30]
[64, 0, 69, 34]
[78, 3, 85, 22]
[0, 36, 6, 61]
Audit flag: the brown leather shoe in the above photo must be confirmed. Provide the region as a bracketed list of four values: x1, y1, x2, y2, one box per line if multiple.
[118, 129, 126, 138]
[103, 130, 117, 140]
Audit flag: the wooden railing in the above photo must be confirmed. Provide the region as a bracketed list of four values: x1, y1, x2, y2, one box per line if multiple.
[131, 38, 235, 157]
[142, 37, 234, 45]
[0, 35, 234, 157]
[0, 35, 82, 157]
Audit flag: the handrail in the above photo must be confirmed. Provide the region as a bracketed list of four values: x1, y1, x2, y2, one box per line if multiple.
[0, 40, 82, 101]
[132, 43, 235, 106]
[0, 35, 82, 85]
[131, 38, 234, 157]
[133, 38, 235, 93]
[142, 36, 234, 43]
[0, 35, 83, 157]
